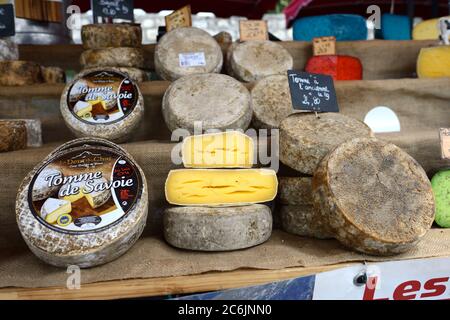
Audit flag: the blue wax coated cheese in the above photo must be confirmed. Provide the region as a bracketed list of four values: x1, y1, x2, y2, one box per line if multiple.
[293, 14, 368, 41]
[381, 14, 411, 40]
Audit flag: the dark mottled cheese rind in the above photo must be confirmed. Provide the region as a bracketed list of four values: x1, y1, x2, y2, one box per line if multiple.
[163, 204, 272, 251]
[0, 120, 27, 152]
[81, 24, 142, 49]
[228, 40, 293, 82]
[0, 38, 19, 61]
[213, 31, 233, 45]
[280, 113, 373, 175]
[278, 176, 313, 205]
[0, 61, 43, 86]
[81, 67, 148, 83]
[279, 205, 333, 239]
[80, 47, 145, 69]
[40, 66, 65, 84]
[155, 27, 223, 81]
[312, 137, 435, 256]
[162, 73, 252, 133]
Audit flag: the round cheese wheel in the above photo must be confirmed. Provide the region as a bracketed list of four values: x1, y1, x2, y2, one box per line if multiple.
[162, 73, 252, 133]
[431, 170, 450, 228]
[278, 176, 313, 205]
[0, 61, 43, 86]
[279, 205, 333, 239]
[82, 67, 148, 83]
[80, 47, 145, 69]
[280, 113, 373, 175]
[251, 75, 297, 129]
[60, 68, 144, 143]
[312, 137, 435, 255]
[0, 120, 27, 152]
[81, 23, 142, 49]
[16, 142, 148, 268]
[0, 38, 19, 61]
[228, 40, 293, 82]
[154, 27, 223, 81]
[163, 204, 272, 251]
[40, 66, 65, 84]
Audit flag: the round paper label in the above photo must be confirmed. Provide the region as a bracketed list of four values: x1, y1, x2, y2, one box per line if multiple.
[28, 146, 143, 234]
[67, 70, 138, 125]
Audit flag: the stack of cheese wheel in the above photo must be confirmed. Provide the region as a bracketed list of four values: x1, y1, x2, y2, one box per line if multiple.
[80, 24, 148, 83]
[0, 38, 65, 86]
[278, 112, 435, 255]
[164, 131, 277, 251]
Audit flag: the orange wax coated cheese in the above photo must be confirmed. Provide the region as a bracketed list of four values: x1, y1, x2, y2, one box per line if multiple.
[305, 55, 362, 80]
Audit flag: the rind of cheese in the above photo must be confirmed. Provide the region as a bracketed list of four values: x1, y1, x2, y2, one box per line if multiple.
[162, 73, 252, 133]
[20, 119, 42, 147]
[165, 169, 278, 206]
[40, 66, 65, 84]
[163, 204, 272, 251]
[40, 198, 72, 224]
[228, 40, 293, 82]
[0, 38, 19, 61]
[280, 113, 373, 175]
[431, 170, 450, 228]
[0, 120, 27, 153]
[312, 137, 435, 256]
[81, 24, 142, 49]
[413, 17, 450, 40]
[0, 61, 43, 86]
[80, 47, 145, 69]
[279, 205, 333, 239]
[278, 176, 313, 205]
[417, 46, 450, 78]
[182, 131, 254, 168]
[73, 101, 92, 117]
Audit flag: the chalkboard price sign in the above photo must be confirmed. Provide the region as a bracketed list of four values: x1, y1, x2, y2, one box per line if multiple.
[92, 0, 134, 23]
[0, 4, 15, 37]
[287, 70, 339, 113]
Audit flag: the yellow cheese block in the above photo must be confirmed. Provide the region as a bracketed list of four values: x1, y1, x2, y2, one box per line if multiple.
[413, 17, 450, 40]
[182, 131, 254, 168]
[417, 46, 450, 78]
[165, 169, 278, 206]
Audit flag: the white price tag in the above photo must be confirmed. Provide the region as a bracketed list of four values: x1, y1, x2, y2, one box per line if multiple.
[179, 52, 206, 68]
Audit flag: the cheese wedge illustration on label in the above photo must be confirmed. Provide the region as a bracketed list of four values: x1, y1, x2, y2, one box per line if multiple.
[73, 101, 92, 118]
[84, 177, 111, 208]
[40, 198, 72, 224]
[165, 168, 278, 206]
[182, 131, 254, 168]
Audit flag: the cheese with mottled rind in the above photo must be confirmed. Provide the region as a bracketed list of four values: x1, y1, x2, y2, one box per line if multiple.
[0, 120, 27, 152]
[40, 66, 65, 84]
[417, 46, 450, 78]
[162, 73, 252, 133]
[165, 168, 278, 206]
[312, 137, 435, 256]
[0, 61, 43, 86]
[278, 176, 313, 205]
[80, 47, 145, 69]
[0, 38, 19, 61]
[182, 131, 254, 168]
[164, 204, 272, 251]
[279, 205, 333, 239]
[81, 23, 142, 49]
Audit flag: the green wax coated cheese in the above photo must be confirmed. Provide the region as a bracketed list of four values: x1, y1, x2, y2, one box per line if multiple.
[432, 170, 450, 228]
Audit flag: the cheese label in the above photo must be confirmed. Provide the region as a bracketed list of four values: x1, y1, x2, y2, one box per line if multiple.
[313, 36, 336, 56]
[165, 5, 192, 32]
[67, 70, 138, 125]
[179, 52, 206, 67]
[28, 146, 143, 234]
[239, 20, 269, 41]
[440, 128, 450, 159]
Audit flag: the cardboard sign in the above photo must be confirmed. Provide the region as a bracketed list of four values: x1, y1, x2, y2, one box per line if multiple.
[287, 70, 339, 112]
[165, 5, 192, 32]
[313, 36, 336, 56]
[92, 0, 134, 23]
[440, 128, 450, 159]
[239, 20, 268, 41]
[0, 4, 15, 37]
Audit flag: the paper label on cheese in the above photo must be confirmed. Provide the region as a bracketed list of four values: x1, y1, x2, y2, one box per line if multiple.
[28, 146, 143, 234]
[239, 20, 269, 41]
[165, 5, 192, 32]
[179, 52, 206, 67]
[66, 70, 138, 125]
[440, 128, 450, 159]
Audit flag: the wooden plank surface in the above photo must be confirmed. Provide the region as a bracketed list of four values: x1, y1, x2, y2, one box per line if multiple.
[0, 263, 353, 300]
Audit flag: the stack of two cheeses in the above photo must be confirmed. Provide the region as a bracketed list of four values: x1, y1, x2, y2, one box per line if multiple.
[164, 131, 278, 251]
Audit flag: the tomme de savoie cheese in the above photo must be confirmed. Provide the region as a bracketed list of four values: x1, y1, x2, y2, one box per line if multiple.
[60, 68, 144, 142]
[16, 138, 148, 268]
[81, 23, 142, 49]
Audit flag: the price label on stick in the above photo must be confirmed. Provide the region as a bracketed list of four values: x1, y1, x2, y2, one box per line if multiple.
[92, 0, 134, 23]
[239, 20, 268, 41]
[287, 70, 339, 113]
[440, 128, 450, 159]
[0, 4, 15, 37]
[313, 36, 336, 56]
[165, 5, 192, 32]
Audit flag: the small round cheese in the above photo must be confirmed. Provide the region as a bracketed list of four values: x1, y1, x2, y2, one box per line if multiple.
[251, 75, 298, 129]
[228, 40, 293, 82]
[0, 61, 43, 86]
[312, 137, 435, 255]
[163, 204, 272, 251]
[80, 47, 145, 69]
[60, 68, 144, 143]
[81, 23, 142, 49]
[0, 38, 19, 61]
[432, 170, 450, 228]
[279, 205, 333, 239]
[155, 27, 223, 81]
[162, 73, 252, 133]
[280, 113, 373, 175]
[16, 142, 148, 268]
